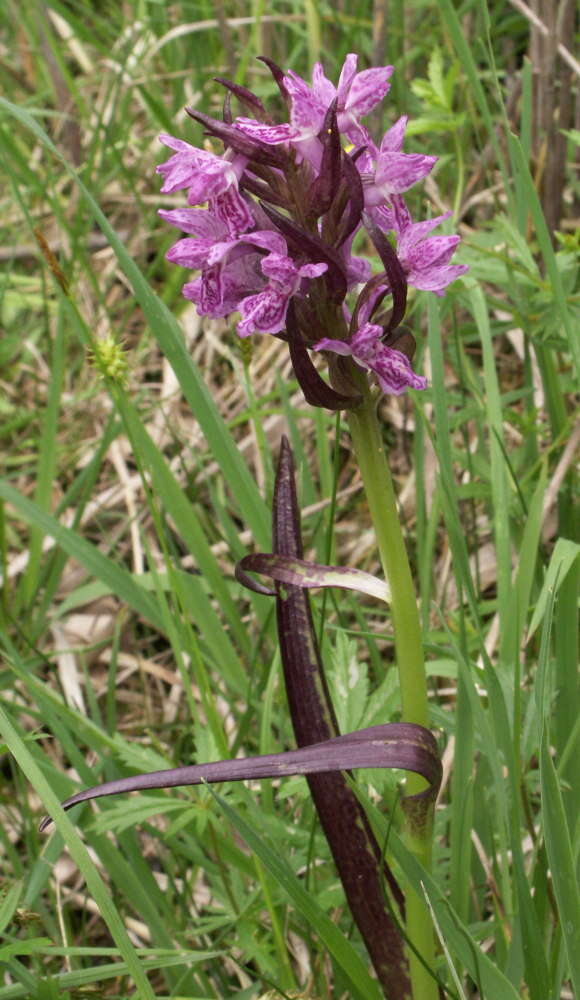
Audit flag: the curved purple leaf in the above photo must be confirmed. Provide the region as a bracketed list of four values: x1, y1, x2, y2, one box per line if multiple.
[237, 552, 389, 603]
[351, 270, 390, 333]
[213, 77, 267, 118]
[363, 214, 408, 334]
[272, 437, 411, 994]
[39, 724, 441, 832]
[222, 90, 232, 125]
[335, 149, 365, 247]
[185, 108, 286, 168]
[235, 560, 276, 596]
[256, 55, 290, 103]
[238, 172, 289, 208]
[259, 203, 347, 304]
[286, 302, 361, 410]
[307, 100, 341, 219]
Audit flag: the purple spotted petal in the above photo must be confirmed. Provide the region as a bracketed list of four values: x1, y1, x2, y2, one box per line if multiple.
[345, 65, 394, 119]
[234, 117, 300, 145]
[183, 246, 265, 318]
[368, 344, 428, 394]
[166, 237, 225, 269]
[184, 266, 223, 316]
[157, 136, 244, 207]
[238, 230, 287, 255]
[261, 253, 300, 286]
[315, 324, 427, 396]
[311, 62, 337, 108]
[395, 213, 468, 293]
[156, 140, 207, 194]
[372, 152, 437, 197]
[237, 286, 289, 337]
[313, 337, 353, 357]
[212, 188, 254, 235]
[379, 115, 407, 154]
[406, 262, 469, 294]
[158, 207, 228, 238]
[298, 262, 328, 280]
[336, 54, 358, 104]
[405, 234, 461, 269]
[285, 69, 326, 134]
[397, 214, 453, 251]
[350, 322, 384, 359]
[184, 160, 235, 205]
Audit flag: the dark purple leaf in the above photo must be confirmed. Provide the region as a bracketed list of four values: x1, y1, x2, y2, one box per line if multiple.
[306, 100, 341, 219]
[335, 149, 365, 247]
[222, 90, 232, 124]
[259, 203, 347, 304]
[256, 55, 290, 103]
[272, 437, 411, 996]
[239, 173, 289, 209]
[363, 214, 408, 334]
[235, 560, 276, 596]
[286, 302, 361, 411]
[39, 724, 441, 832]
[185, 108, 286, 168]
[350, 271, 389, 334]
[213, 77, 267, 118]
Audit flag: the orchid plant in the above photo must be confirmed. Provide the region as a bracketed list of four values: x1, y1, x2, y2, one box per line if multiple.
[43, 54, 468, 1000]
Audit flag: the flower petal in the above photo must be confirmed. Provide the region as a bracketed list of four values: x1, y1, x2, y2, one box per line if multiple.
[373, 152, 437, 195]
[371, 345, 428, 395]
[237, 286, 290, 336]
[158, 207, 224, 237]
[346, 66, 394, 118]
[234, 117, 299, 145]
[379, 115, 408, 154]
[312, 337, 353, 357]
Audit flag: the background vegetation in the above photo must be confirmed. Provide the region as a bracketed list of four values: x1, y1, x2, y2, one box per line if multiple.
[0, 1, 578, 998]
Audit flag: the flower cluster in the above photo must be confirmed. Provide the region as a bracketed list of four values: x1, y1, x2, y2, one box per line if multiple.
[157, 55, 467, 400]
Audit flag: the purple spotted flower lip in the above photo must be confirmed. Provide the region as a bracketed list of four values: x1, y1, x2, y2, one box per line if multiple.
[157, 54, 468, 403]
[314, 325, 428, 396]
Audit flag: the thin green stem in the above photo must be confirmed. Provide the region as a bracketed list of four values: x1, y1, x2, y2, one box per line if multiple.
[347, 380, 437, 1000]
[347, 386, 427, 730]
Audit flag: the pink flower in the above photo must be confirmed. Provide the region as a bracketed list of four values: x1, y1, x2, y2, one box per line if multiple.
[314, 324, 427, 396]
[157, 135, 252, 236]
[156, 56, 468, 404]
[396, 214, 469, 295]
[285, 54, 394, 145]
[358, 117, 437, 205]
[238, 255, 327, 337]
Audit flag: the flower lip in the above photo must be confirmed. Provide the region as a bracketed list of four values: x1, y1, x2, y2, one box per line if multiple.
[314, 324, 427, 396]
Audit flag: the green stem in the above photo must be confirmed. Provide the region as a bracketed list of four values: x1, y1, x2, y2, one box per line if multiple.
[347, 381, 438, 1000]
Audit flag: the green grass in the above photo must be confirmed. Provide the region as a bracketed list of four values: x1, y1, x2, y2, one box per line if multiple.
[0, 1, 578, 998]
